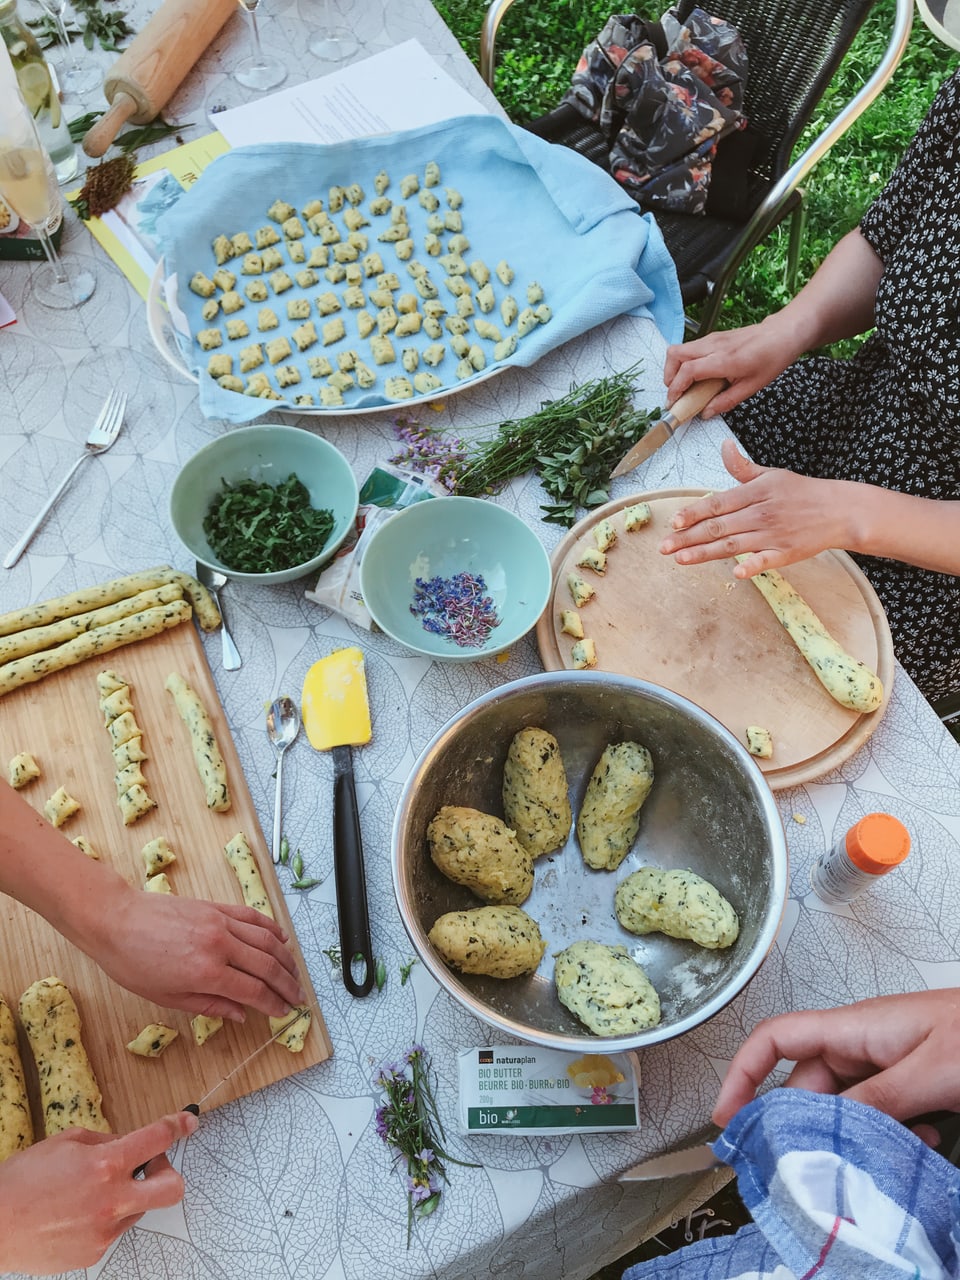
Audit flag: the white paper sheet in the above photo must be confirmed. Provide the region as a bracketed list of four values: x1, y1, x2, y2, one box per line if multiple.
[213, 39, 489, 148]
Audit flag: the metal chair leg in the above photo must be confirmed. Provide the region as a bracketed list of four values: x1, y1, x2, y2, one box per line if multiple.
[785, 196, 807, 294]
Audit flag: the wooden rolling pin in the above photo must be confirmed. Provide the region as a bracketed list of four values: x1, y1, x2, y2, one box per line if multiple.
[83, 0, 238, 157]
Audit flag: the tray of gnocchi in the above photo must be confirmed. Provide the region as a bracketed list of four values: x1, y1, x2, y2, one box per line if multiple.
[149, 117, 678, 422]
[536, 490, 895, 790]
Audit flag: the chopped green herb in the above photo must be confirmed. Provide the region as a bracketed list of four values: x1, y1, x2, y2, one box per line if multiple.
[322, 945, 342, 967]
[202, 474, 334, 574]
[399, 958, 418, 985]
[279, 835, 290, 866]
[374, 957, 388, 991]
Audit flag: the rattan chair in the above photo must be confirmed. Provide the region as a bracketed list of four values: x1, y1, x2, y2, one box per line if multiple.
[480, 0, 913, 334]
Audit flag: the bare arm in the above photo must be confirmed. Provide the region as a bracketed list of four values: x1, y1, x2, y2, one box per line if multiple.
[0, 781, 305, 1021]
[662, 229, 885, 419]
[660, 439, 960, 577]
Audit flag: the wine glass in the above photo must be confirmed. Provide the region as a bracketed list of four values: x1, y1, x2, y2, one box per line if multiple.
[0, 114, 94, 308]
[309, 0, 359, 62]
[34, 0, 100, 95]
[232, 0, 286, 92]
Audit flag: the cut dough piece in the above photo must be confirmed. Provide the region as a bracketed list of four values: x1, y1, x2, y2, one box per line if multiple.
[71, 835, 100, 860]
[571, 638, 597, 669]
[594, 518, 617, 552]
[567, 573, 595, 608]
[624, 502, 652, 531]
[8, 752, 40, 789]
[559, 610, 583, 639]
[745, 725, 774, 758]
[43, 786, 80, 829]
[118, 783, 157, 826]
[191, 1014, 223, 1046]
[145, 872, 173, 894]
[141, 836, 176, 876]
[126, 1024, 178, 1057]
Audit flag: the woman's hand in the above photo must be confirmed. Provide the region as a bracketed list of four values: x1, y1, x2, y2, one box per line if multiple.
[659, 439, 856, 575]
[0, 1111, 197, 1275]
[713, 989, 960, 1136]
[662, 316, 804, 419]
[87, 887, 307, 1022]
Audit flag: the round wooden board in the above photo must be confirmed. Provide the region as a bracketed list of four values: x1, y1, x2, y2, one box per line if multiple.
[535, 489, 895, 790]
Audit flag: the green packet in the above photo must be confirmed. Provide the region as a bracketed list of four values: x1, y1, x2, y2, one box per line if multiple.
[458, 1045, 641, 1135]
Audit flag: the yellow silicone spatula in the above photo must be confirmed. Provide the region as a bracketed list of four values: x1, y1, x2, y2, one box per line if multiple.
[302, 647, 375, 997]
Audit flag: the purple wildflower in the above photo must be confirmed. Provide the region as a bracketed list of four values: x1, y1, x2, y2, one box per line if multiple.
[415, 1148, 435, 1165]
[374, 1105, 390, 1140]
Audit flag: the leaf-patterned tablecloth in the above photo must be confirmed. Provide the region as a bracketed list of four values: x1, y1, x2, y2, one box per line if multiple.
[2, 3, 960, 1279]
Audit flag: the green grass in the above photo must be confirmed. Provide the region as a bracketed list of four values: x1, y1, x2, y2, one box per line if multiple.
[433, 0, 958, 343]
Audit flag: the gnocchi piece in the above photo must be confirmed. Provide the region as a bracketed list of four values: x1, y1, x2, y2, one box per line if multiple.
[345, 182, 364, 206]
[244, 279, 269, 303]
[577, 547, 607, 575]
[377, 306, 399, 335]
[399, 173, 419, 197]
[455, 357, 474, 380]
[401, 347, 419, 373]
[577, 742, 655, 871]
[560, 609, 583, 639]
[333, 242, 359, 264]
[555, 940, 661, 1035]
[447, 234, 471, 255]
[624, 502, 652, 531]
[495, 259, 514, 285]
[191, 1015, 223, 1046]
[343, 285, 365, 309]
[295, 268, 319, 289]
[43, 786, 80, 828]
[286, 298, 311, 322]
[141, 836, 176, 877]
[281, 215, 305, 240]
[71, 836, 99, 860]
[287, 240, 306, 263]
[395, 238, 414, 260]
[201, 299, 219, 321]
[276, 365, 301, 389]
[144, 872, 172, 893]
[455, 294, 475, 319]
[493, 335, 518, 361]
[427, 806, 533, 905]
[301, 198, 324, 219]
[369, 195, 391, 216]
[356, 309, 376, 339]
[315, 291, 342, 317]
[197, 328, 222, 351]
[362, 252, 385, 278]
[422, 343, 446, 367]
[535, 304, 552, 325]
[292, 321, 318, 351]
[266, 336, 292, 365]
[571, 638, 597, 669]
[517, 307, 539, 337]
[384, 375, 414, 400]
[126, 1024, 178, 1058]
[424, 233, 442, 256]
[415, 274, 439, 300]
[445, 186, 463, 209]
[443, 211, 463, 233]
[260, 246, 284, 271]
[241, 252, 263, 275]
[8, 752, 40, 789]
[218, 375, 244, 393]
[328, 186, 345, 212]
[212, 267, 236, 292]
[373, 169, 390, 195]
[258, 308, 279, 331]
[354, 359, 376, 389]
[615, 867, 740, 949]
[423, 316, 443, 339]
[746, 725, 774, 758]
[418, 189, 439, 212]
[413, 371, 442, 394]
[307, 355, 334, 378]
[467, 344, 486, 371]
[268, 270, 293, 294]
[225, 318, 249, 340]
[255, 226, 281, 249]
[324, 263, 347, 284]
[321, 317, 346, 346]
[371, 335, 395, 365]
[267, 199, 296, 223]
[429, 906, 546, 979]
[476, 283, 496, 314]
[474, 318, 501, 343]
[231, 231, 253, 255]
[469, 260, 490, 287]
[207, 353, 232, 380]
[395, 312, 422, 337]
[189, 272, 216, 298]
[320, 386, 344, 407]
[307, 245, 329, 268]
[423, 160, 441, 187]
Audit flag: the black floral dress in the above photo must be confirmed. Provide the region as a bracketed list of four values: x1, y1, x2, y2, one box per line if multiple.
[727, 69, 960, 705]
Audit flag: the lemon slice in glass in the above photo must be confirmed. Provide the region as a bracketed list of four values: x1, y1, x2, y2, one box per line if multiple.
[16, 62, 60, 129]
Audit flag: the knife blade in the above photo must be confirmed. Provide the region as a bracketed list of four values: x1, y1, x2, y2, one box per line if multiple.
[611, 379, 727, 478]
[619, 1142, 725, 1181]
[132, 1006, 313, 1177]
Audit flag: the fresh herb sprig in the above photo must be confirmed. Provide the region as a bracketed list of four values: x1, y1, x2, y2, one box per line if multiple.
[68, 111, 188, 153]
[375, 1045, 478, 1244]
[389, 366, 657, 528]
[72, 0, 134, 51]
[202, 474, 334, 575]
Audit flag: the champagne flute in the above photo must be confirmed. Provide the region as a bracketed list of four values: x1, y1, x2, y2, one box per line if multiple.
[34, 0, 99, 95]
[232, 0, 286, 92]
[309, 0, 358, 62]
[0, 114, 94, 308]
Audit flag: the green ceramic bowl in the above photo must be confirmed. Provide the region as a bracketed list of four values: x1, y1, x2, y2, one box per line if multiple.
[169, 424, 359, 585]
[358, 496, 552, 661]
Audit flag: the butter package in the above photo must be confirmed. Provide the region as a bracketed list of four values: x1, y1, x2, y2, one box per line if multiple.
[458, 1045, 641, 1135]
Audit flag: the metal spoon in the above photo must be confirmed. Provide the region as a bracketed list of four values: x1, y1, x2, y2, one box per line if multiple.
[266, 696, 300, 863]
[195, 561, 242, 670]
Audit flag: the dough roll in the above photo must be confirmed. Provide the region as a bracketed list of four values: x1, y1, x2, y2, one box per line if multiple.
[18, 977, 110, 1135]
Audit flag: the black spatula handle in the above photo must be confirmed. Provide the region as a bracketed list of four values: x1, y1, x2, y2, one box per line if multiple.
[333, 761, 375, 997]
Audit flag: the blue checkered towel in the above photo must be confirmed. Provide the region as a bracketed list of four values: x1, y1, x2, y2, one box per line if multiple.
[625, 1089, 960, 1279]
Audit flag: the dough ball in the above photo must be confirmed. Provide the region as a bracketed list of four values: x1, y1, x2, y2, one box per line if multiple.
[615, 867, 739, 949]
[428, 906, 546, 978]
[577, 742, 654, 871]
[555, 940, 661, 1035]
[427, 805, 533, 905]
[501, 727, 571, 858]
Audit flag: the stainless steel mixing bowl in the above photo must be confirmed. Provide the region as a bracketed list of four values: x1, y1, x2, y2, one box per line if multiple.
[392, 671, 788, 1052]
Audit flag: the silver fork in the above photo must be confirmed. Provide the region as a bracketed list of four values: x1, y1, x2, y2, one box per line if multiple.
[4, 388, 127, 569]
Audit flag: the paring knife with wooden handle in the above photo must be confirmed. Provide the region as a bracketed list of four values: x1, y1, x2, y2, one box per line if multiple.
[611, 378, 727, 478]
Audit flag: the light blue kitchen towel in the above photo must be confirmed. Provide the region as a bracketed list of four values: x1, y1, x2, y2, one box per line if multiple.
[624, 1089, 960, 1279]
[155, 114, 683, 423]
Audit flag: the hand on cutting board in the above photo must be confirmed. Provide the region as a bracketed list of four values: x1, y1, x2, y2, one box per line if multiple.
[713, 989, 960, 1146]
[0, 1110, 197, 1275]
[659, 439, 855, 575]
[0, 781, 305, 1023]
[87, 887, 307, 1023]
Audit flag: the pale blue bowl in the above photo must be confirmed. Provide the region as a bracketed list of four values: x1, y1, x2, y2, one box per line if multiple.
[359, 496, 552, 661]
[170, 423, 359, 585]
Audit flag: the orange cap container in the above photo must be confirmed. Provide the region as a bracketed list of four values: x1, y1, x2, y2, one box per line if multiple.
[845, 813, 911, 875]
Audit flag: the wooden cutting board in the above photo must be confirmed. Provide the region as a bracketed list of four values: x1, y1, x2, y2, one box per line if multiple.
[0, 617, 331, 1138]
[535, 490, 895, 789]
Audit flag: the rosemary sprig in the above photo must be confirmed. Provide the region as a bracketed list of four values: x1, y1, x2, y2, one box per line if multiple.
[375, 1045, 479, 1245]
